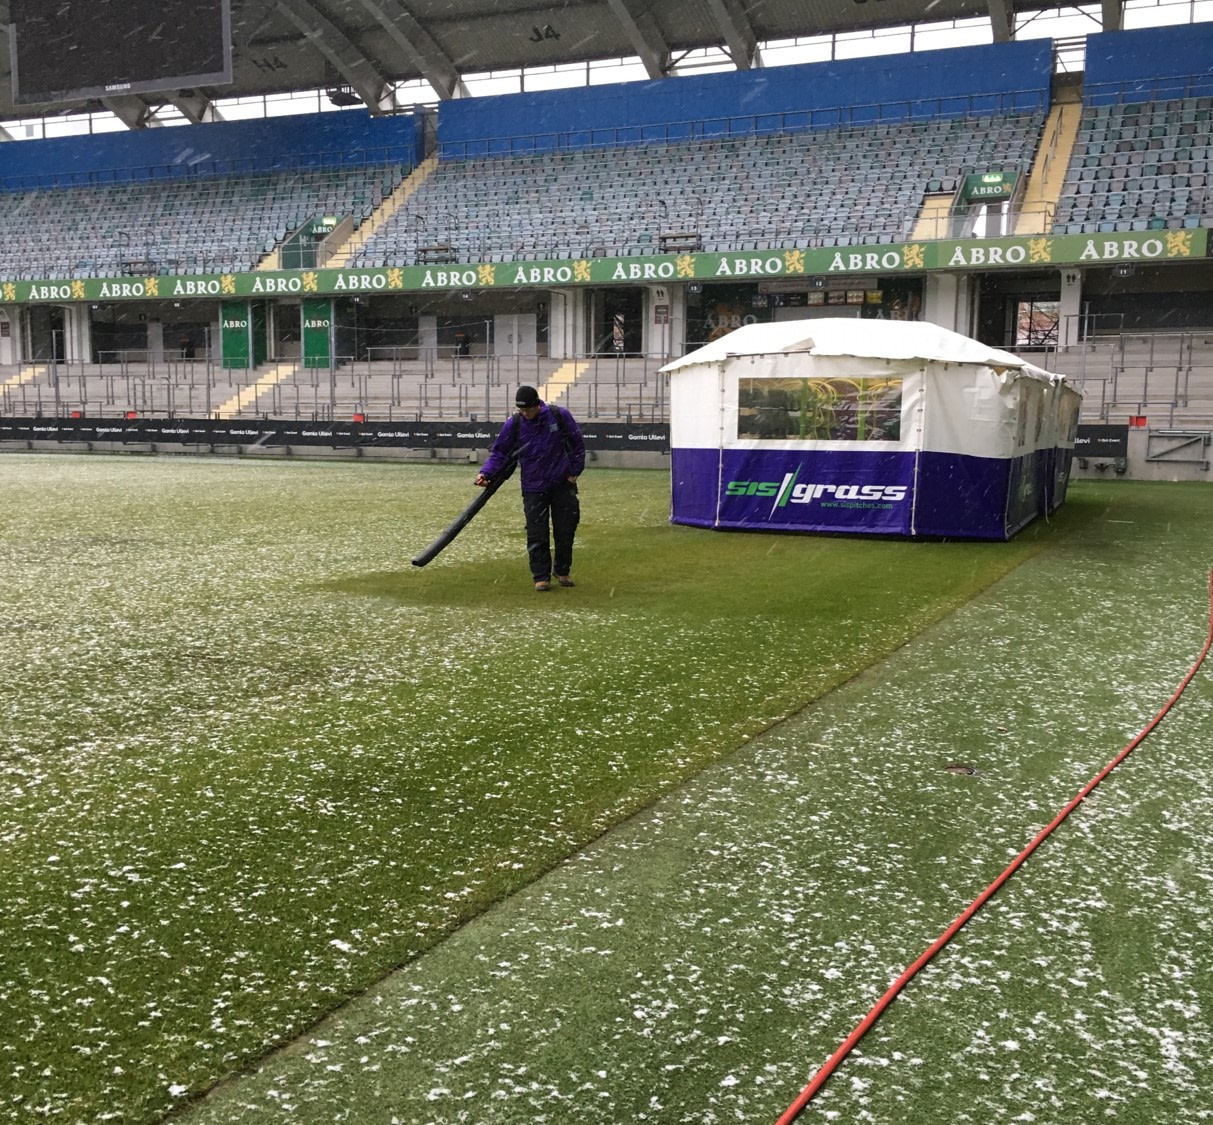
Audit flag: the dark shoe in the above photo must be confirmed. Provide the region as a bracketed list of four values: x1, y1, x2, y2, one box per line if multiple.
[534, 580, 551, 592]
[555, 575, 575, 587]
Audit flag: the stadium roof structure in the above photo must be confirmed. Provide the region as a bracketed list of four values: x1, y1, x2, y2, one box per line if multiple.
[0, 0, 1129, 127]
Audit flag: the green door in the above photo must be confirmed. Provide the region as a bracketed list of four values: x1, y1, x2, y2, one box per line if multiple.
[302, 298, 333, 369]
[220, 301, 251, 370]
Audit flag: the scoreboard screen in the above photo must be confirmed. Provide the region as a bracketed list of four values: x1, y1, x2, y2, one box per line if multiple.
[10, 0, 232, 105]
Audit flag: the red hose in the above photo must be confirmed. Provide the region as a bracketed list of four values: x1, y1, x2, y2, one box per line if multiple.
[776, 568, 1213, 1125]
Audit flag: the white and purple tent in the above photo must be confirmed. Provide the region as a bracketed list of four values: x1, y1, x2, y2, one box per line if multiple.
[661, 319, 1082, 540]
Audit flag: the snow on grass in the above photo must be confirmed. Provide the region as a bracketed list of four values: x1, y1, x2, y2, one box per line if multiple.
[4, 459, 1210, 1125]
[173, 481, 1213, 1124]
[1, 453, 1046, 1123]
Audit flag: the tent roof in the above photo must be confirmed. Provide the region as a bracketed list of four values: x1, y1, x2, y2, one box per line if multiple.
[660, 318, 1064, 382]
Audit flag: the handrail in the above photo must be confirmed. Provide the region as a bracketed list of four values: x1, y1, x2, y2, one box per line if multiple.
[10, 336, 1213, 429]
[438, 91, 1049, 161]
[1084, 76, 1213, 107]
[1036, 97, 1066, 195]
[0, 146, 413, 194]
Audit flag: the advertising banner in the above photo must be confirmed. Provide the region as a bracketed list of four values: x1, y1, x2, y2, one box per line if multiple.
[672, 446, 916, 534]
[0, 229, 1206, 305]
[962, 171, 1018, 201]
[671, 446, 1036, 539]
[0, 416, 671, 452]
[1075, 423, 1129, 458]
[1004, 448, 1047, 536]
[911, 451, 1014, 539]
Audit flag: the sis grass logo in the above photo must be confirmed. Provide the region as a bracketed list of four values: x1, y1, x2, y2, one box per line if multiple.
[725, 467, 907, 515]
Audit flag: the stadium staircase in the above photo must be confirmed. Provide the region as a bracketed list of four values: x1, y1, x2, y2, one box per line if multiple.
[1015, 97, 1082, 235]
[909, 193, 953, 241]
[545, 356, 669, 422]
[213, 362, 299, 418]
[905, 81, 1078, 242]
[538, 359, 590, 407]
[325, 155, 439, 270]
[0, 364, 47, 414]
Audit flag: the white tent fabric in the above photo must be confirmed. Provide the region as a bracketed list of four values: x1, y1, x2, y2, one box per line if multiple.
[660, 318, 1054, 381]
[662, 318, 1081, 540]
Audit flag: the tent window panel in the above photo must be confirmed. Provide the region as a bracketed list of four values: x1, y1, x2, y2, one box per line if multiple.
[738, 377, 902, 442]
[1059, 392, 1081, 442]
[1015, 395, 1030, 448]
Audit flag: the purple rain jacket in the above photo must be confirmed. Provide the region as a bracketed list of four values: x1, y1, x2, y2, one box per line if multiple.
[480, 402, 586, 492]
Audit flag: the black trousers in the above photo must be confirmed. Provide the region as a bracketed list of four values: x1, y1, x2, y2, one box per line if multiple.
[522, 481, 580, 580]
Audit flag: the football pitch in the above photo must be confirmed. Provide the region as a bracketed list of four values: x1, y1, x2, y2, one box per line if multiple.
[2, 454, 1211, 1124]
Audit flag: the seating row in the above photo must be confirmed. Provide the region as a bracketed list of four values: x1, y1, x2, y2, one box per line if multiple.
[1054, 94, 1213, 233]
[0, 90, 1209, 278]
[9, 338, 1213, 429]
[353, 112, 1042, 266]
[0, 164, 404, 280]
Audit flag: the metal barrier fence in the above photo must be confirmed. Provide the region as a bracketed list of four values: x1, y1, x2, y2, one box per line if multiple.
[10, 336, 1213, 428]
[0, 146, 414, 193]
[1, 351, 673, 425]
[1044, 327, 1213, 426]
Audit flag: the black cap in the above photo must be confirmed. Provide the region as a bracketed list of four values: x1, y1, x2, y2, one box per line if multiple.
[515, 385, 540, 408]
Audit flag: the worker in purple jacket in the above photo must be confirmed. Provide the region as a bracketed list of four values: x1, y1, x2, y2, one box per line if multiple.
[476, 385, 586, 592]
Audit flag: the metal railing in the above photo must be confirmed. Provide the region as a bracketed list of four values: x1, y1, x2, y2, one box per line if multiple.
[1, 351, 672, 425]
[11, 335, 1213, 430]
[1084, 76, 1213, 108]
[1046, 325, 1213, 427]
[0, 147, 415, 193]
[440, 94, 1049, 160]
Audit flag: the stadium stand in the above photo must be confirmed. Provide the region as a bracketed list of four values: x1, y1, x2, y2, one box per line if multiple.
[1047, 25, 1213, 238]
[373, 38, 1050, 264]
[1054, 98, 1213, 235]
[5, 24, 1213, 464]
[1032, 23, 1213, 432]
[0, 165, 405, 279]
[1051, 331, 1213, 427]
[351, 113, 1044, 266]
[0, 351, 672, 427]
[0, 110, 417, 280]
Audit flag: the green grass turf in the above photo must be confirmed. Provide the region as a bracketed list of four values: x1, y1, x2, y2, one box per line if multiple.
[0, 454, 1099, 1122]
[181, 479, 1213, 1125]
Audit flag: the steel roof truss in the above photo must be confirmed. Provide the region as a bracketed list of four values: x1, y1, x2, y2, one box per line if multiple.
[102, 95, 159, 130]
[353, 0, 469, 100]
[987, 0, 1014, 42]
[170, 92, 224, 124]
[275, 0, 390, 110]
[705, 0, 762, 69]
[605, 0, 673, 79]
